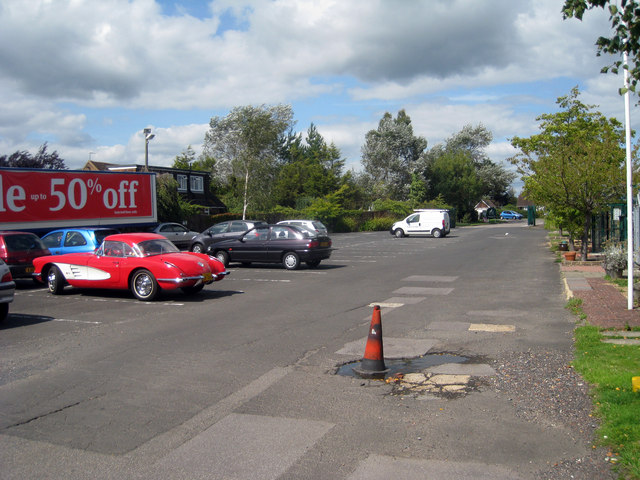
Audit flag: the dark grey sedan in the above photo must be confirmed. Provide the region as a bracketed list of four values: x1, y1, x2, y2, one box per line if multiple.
[209, 225, 332, 270]
[189, 220, 266, 253]
[151, 223, 199, 249]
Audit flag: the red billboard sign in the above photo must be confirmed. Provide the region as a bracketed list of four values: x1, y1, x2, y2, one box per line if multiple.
[0, 169, 157, 229]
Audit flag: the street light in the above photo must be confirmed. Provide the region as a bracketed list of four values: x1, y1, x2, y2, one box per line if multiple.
[143, 128, 155, 172]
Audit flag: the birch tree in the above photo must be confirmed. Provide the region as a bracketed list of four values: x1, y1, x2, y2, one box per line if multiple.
[203, 105, 294, 218]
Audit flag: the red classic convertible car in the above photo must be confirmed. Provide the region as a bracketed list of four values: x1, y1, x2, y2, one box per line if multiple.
[33, 233, 228, 301]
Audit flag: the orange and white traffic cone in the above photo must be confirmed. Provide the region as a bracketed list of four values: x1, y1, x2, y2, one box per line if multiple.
[353, 305, 389, 379]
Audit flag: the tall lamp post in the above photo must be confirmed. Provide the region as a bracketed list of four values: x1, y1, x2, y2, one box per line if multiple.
[144, 128, 155, 172]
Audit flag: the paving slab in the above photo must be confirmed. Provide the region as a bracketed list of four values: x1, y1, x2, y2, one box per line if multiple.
[564, 277, 592, 291]
[393, 286, 454, 296]
[468, 323, 516, 333]
[402, 275, 458, 282]
[146, 413, 334, 480]
[427, 321, 470, 331]
[601, 338, 640, 345]
[379, 296, 426, 305]
[347, 455, 524, 480]
[466, 310, 525, 318]
[602, 331, 640, 338]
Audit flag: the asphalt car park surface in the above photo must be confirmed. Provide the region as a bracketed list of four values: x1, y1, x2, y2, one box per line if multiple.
[0, 222, 607, 480]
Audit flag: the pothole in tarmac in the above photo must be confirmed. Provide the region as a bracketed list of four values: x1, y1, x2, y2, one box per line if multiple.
[335, 353, 485, 398]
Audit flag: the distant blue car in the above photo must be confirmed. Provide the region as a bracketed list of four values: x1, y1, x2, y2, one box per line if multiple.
[41, 228, 120, 255]
[500, 210, 523, 220]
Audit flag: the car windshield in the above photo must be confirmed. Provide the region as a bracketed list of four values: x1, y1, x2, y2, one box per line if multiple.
[136, 239, 180, 256]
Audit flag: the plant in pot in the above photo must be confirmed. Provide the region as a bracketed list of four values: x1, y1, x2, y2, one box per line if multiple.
[602, 242, 627, 279]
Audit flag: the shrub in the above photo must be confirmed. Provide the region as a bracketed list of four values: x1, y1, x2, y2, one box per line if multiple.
[361, 216, 395, 232]
[371, 199, 412, 216]
[333, 216, 359, 233]
[602, 242, 627, 276]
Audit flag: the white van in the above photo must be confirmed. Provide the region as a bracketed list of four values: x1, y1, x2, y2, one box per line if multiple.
[390, 209, 450, 238]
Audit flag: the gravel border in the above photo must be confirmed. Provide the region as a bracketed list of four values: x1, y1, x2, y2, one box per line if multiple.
[489, 349, 619, 479]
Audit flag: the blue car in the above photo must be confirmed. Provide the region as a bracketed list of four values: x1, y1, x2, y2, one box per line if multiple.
[41, 228, 120, 255]
[499, 210, 523, 220]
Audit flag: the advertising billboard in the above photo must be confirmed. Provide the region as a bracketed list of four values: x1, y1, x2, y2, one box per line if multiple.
[0, 169, 157, 230]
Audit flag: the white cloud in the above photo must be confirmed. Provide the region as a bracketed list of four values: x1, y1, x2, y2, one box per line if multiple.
[0, 0, 634, 178]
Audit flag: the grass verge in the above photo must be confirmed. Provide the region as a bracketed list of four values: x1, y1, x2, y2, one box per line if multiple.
[568, 303, 640, 479]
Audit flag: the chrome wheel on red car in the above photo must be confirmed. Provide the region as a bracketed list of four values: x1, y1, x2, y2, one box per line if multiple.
[131, 269, 159, 301]
[47, 266, 65, 295]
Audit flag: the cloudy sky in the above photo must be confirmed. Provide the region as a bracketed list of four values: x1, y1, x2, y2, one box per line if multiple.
[0, 0, 635, 184]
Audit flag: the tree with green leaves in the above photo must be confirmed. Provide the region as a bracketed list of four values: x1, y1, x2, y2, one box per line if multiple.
[361, 110, 428, 201]
[510, 87, 627, 257]
[422, 124, 515, 216]
[425, 149, 484, 221]
[0, 143, 66, 169]
[273, 123, 346, 208]
[155, 174, 198, 223]
[203, 104, 294, 218]
[563, 0, 640, 94]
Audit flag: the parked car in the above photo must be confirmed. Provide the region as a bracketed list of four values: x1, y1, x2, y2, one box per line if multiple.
[209, 224, 333, 270]
[0, 258, 15, 322]
[33, 233, 228, 301]
[41, 228, 120, 255]
[500, 210, 523, 220]
[0, 231, 51, 279]
[276, 219, 328, 236]
[189, 220, 267, 253]
[390, 209, 450, 238]
[151, 222, 199, 249]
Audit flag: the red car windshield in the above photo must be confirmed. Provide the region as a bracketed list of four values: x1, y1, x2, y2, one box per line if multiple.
[137, 239, 180, 256]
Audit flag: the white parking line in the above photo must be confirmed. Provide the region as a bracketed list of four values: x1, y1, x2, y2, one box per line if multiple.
[230, 278, 292, 283]
[53, 318, 103, 324]
[332, 259, 377, 263]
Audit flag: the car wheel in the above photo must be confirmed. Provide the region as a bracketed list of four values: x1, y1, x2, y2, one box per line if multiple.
[432, 228, 442, 238]
[214, 250, 229, 267]
[0, 303, 7, 322]
[306, 260, 321, 268]
[47, 266, 65, 294]
[394, 229, 404, 238]
[191, 243, 204, 253]
[181, 284, 204, 295]
[130, 269, 159, 301]
[282, 252, 300, 270]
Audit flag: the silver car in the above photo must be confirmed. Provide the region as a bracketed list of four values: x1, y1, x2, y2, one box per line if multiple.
[151, 222, 199, 250]
[0, 258, 15, 322]
[276, 220, 328, 236]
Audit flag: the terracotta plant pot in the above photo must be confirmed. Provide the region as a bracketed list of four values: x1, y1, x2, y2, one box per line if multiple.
[563, 251, 577, 261]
